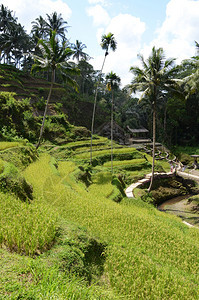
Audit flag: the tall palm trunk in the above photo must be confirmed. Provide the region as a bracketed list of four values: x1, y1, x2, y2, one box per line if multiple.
[90, 52, 107, 164]
[163, 104, 168, 143]
[111, 89, 114, 173]
[36, 69, 55, 149]
[148, 99, 156, 192]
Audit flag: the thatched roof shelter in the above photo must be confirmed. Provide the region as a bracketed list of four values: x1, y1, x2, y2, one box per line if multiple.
[127, 126, 149, 134]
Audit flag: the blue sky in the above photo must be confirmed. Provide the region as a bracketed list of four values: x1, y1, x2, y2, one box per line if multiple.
[2, 0, 199, 85]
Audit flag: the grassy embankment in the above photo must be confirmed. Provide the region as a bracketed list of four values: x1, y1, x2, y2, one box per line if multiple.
[0, 139, 199, 299]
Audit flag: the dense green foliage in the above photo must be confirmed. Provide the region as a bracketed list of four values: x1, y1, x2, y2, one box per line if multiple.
[0, 140, 198, 299]
[0, 5, 199, 299]
[0, 5, 199, 146]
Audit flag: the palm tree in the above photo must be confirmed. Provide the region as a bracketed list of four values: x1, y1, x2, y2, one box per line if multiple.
[30, 30, 78, 149]
[31, 16, 47, 40]
[0, 4, 16, 33]
[0, 22, 30, 65]
[45, 12, 68, 41]
[90, 32, 117, 164]
[106, 71, 121, 172]
[71, 40, 90, 62]
[182, 41, 199, 95]
[0, 4, 18, 63]
[129, 47, 179, 191]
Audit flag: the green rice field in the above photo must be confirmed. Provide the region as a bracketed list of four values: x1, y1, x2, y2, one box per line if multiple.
[0, 141, 198, 299]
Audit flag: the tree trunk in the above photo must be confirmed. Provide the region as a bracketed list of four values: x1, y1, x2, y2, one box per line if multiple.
[111, 89, 114, 173]
[163, 103, 168, 143]
[148, 99, 156, 192]
[90, 53, 107, 164]
[36, 69, 55, 149]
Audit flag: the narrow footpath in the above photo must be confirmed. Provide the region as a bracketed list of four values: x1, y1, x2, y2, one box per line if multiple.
[125, 168, 199, 229]
[125, 168, 199, 198]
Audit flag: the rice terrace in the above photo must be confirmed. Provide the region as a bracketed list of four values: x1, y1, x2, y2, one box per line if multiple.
[0, 2, 199, 299]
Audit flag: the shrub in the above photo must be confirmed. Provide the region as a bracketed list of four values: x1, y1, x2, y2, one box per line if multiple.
[0, 162, 33, 201]
[52, 224, 106, 283]
[71, 126, 90, 139]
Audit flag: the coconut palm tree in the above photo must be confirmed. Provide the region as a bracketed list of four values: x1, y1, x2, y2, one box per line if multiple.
[0, 4, 16, 33]
[129, 46, 179, 191]
[45, 12, 68, 41]
[71, 40, 90, 62]
[30, 30, 78, 149]
[0, 5, 19, 63]
[182, 41, 199, 95]
[106, 71, 121, 172]
[90, 32, 117, 164]
[0, 22, 30, 65]
[31, 16, 47, 40]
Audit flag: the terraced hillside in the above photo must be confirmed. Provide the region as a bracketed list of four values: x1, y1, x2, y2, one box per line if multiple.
[0, 139, 199, 299]
[0, 64, 109, 129]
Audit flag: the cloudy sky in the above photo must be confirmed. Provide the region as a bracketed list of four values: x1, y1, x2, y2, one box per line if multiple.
[2, 0, 199, 86]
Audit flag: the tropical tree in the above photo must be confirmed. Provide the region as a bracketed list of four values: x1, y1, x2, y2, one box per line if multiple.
[182, 41, 199, 95]
[30, 30, 78, 149]
[90, 32, 117, 164]
[31, 16, 47, 40]
[0, 22, 30, 65]
[0, 4, 16, 34]
[0, 4, 19, 63]
[106, 71, 121, 172]
[129, 46, 179, 191]
[45, 12, 68, 41]
[76, 60, 95, 95]
[71, 40, 90, 62]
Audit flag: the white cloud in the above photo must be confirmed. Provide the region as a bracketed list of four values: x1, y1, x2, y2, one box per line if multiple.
[92, 0, 199, 86]
[92, 14, 146, 86]
[87, 4, 111, 27]
[88, 0, 107, 5]
[142, 0, 199, 63]
[1, 0, 72, 33]
[158, 0, 199, 41]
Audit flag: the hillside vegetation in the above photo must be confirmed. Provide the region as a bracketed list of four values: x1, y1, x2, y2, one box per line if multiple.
[1, 8, 199, 299]
[0, 64, 108, 143]
[0, 139, 199, 299]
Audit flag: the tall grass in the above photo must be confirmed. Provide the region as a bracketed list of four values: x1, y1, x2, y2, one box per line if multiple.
[0, 159, 4, 173]
[0, 141, 22, 151]
[0, 248, 115, 300]
[22, 155, 199, 299]
[73, 147, 138, 160]
[0, 193, 57, 256]
[1, 142, 198, 299]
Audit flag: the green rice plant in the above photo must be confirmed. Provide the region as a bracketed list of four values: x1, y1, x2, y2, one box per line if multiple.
[103, 158, 146, 167]
[18, 152, 199, 298]
[62, 136, 111, 149]
[58, 161, 87, 194]
[0, 145, 37, 170]
[73, 147, 138, 160]
[72, 144, 116, 154]
[0, 162, 33, 201]
[9, 259, 115, 299]
[155, 160, 171, 172]
[0, 192, 57, 256]
[92, 171, 113, 184]
[23, 154, 54, 197]
[0, 141, 22, 151]
[0, 246, 117, 300]
[0, 159, 4, 174]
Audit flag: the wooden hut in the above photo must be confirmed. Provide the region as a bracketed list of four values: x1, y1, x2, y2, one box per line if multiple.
[127, 126, 151, 144]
